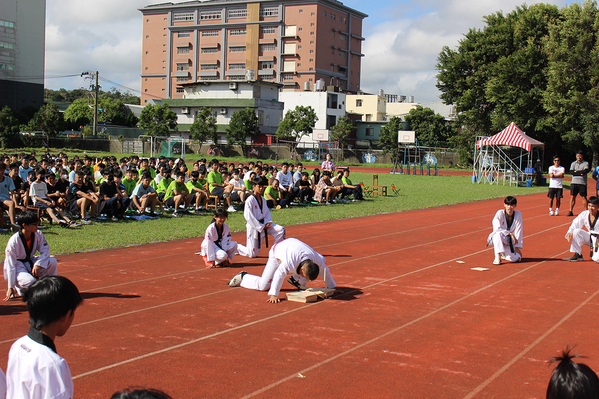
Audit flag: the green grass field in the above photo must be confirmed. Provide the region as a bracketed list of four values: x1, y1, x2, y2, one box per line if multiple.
[0, 172, 547, 261]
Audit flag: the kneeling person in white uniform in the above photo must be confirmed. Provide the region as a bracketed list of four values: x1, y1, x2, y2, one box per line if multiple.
[3, 210, 58, 301]
[6, 275, 82, 399]
[487, 196, 523, 265]
[200, 208, 237, 268]
[236, 176, 285, 258]
[228, 238, 336, 303]
[564, 196, 599, 262]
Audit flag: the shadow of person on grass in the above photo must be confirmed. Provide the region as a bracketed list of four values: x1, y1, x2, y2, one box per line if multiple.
[80, 292, 141, 300]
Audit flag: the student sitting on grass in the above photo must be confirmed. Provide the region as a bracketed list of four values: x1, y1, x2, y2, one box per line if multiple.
[6, 276, 82, 399]
[186, 170, 208, 213]
[295, 171, 313, 203]
[121, 167, 138, 197]
[265, 179, 289, 209]
[341, 168, 363, 201]
[3, 211, 58, 300]
[0, 162, 20, 229]
[65, 170, 99, 224]
[30, 168, 75, 228]
[164, 171, 192, 217]
[8, 162, 26, 212]
[200, 208, 237, 268]
[99, 173, 129, 220]
[155, 167, 173, 202]
[314, 171, 340, 204]
[131, 172, 159, 216]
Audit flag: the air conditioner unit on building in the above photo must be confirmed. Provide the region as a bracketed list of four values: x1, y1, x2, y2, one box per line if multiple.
[229, 82, 237, 89]
[181, 107, 189, 114]
[220, 108, 228, 115]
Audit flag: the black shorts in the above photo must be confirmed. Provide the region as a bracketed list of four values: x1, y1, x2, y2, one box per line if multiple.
[571, 184, 587, 197]
[547, 187, 563, 199]
[164, 197, 176, 208]
[210, 187, 225, 197]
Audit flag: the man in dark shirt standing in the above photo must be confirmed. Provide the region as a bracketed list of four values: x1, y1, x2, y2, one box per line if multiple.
[568, 150, 590, 216]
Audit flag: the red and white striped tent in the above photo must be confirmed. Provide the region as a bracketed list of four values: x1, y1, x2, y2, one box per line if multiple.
[477, 122, 544, 152]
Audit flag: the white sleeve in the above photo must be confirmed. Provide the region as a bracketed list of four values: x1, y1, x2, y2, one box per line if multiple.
[0, 368, 5, 399]
[4, 235, 19, 289]
[244, 197, 265, 233]
[268, 262, 292, 297]
[567, 212, 587, 236]
[33, 232, 51, 269]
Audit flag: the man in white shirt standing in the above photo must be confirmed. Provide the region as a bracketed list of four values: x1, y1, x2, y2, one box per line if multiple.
[548, 155, 565, 216]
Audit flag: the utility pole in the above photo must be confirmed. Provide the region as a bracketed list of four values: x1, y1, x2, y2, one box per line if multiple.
[81, 71, 99, 136]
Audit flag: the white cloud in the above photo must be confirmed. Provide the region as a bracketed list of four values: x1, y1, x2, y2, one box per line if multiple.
[360, 0, 570, 103]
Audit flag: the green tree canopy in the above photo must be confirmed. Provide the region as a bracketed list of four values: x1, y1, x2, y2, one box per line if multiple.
[190, 107, 217, 151]
[64, 98, 138, 129]
[378, 116, 403, 164]
[0, 106, 19, 147]
[226, 108, 260, 152]
[404, 106, 456, 146]
[329, 116, 356, 155]
[275, 105, 317, 143]
[139, 103, 177, 137]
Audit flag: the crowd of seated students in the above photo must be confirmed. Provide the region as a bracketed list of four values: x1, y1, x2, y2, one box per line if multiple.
[0, 152, 365, 230]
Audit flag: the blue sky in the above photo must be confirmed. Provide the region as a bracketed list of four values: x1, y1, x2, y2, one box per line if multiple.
[44, 0, 571, 104]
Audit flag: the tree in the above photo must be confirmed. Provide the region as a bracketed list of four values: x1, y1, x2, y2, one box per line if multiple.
[543, 2, 599, 164]
[64, 98, 138, 129]
[275, 105, 317, 145]
[190, 107, 217, 152]
[63, 98, 93, 128]
[139, 103, 177, 137]
[378, 116, 403, 164]
[30, 103, 64, 146]
[0, 106, 19, 147]
[329, 116, 356, 157]
[436, 4, 561, 161]
[226, 108, 260, 153]
[404, 106, 456, 146]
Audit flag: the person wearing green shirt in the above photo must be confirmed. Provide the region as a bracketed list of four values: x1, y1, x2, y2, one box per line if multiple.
[164, 172, 192, 216]
[122, 168, 138, 197]
[265, 179, 289, 209]
[186, 170, 208, 213]
[207, 159, 236, 212]
[156, 173, 173, 201]
[138, 158, 156, 179]
[341, 169, 363, 201]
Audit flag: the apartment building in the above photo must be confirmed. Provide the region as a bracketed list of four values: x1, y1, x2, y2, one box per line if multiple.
[0, 0, 45, 110]
[345, 93, 386, 122]
[139, 0, 367, 104]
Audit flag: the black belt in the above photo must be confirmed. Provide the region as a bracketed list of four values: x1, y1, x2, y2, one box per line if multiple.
[258, 219, 268, 249]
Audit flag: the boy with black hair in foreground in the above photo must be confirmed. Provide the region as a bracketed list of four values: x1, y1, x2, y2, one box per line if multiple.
[228, 237, 336, 303]
[547, 347, 599, 398]
[6, 275, 82, 399]
[3, 210, 58, 301]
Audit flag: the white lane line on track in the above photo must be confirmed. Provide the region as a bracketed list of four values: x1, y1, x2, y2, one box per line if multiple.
[69, 223, 568, 381]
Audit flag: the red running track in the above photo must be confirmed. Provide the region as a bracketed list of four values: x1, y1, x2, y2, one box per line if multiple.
[1, 192, 598, 398]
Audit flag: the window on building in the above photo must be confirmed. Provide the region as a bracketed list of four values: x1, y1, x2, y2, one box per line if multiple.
[228, 75, 244, 80]
[310, 40, 314, 44]
[310, 49, 314, 53]
[228, 9, 247, 19]
[310, 22, 314, 26]
[177, 46, 190, 54]
[173, 12, 194, 22]
[202, 30, 219, 37]
[201, 47, 218, 53]
[260, 43, 276, 52]
[298, 27, 302, 31]
[309, 58, 313, 62]
[200, 11, 221, 20]
[260, 7, 279, 17]
[311, 12, 315, 16]
[324, 11, 327, 17]
[201, 64, 218, 70]
[260, 61, 274, 69]
[310, 31, 314, 35]
[228, 63, 245, 70]
[261, 26, 275, 34]
[201, 76, 219, 81]
[176, 87, 185, 93]
[298, 45, 302, 49]
[309, 67, 313, 71]
[0, 42, 14, 50]
[356, 99, 362, 107]
[282, 74, 294, 81]
[230, 28, 246, 36]
[365, 128, 374, 137]
[146, 19, 149, 22]
[177, 77, 189, 82]
[299, 9, 303, 13]
[176, 63, 189, 71]
[309, 78, 313, 81]
[339, 34, 346, 40]
[178, 31, 191, 38]
[332, 32, 335, 37]
[0, 64, 14, 70]
[258, 110, 264, 125]
[229, 46, 246, 53]
[297, 63, 301, 67]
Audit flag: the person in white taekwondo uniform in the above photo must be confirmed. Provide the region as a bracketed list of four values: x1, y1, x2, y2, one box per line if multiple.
[3, 210, 58, 301]
[236, 176, 285, 258]
[6, 275, 82, 399]
[227, 237, 336, 303]
[487, 196, 523, 265]
[0, 368, 6, 399]
[200, 208, 237, 268]
[563, 196, 599, 262]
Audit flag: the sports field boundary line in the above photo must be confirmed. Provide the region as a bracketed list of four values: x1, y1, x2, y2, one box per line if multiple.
[463, 286, 599, 399]
[68, 223, 568, 382]
[239, 248, 572, 398]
